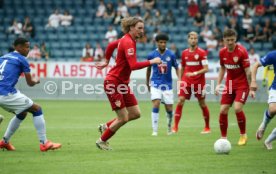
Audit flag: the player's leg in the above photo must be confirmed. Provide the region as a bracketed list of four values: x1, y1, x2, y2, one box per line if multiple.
[234, 89, 249, 145]
[149, 87, 162, 136]
[172, 86, 191, 133]
[264, 128, 276, 150]
[219, 104, 231, 138]
[256, 89, 276, 140]
[26, 103, 61, 151]
[151, 99, 161, 136]
[165, 104, 173, 135]
[163, 89, 174, 135]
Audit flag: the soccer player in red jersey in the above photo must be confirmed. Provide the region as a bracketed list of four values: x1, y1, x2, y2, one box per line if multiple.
[172, 31, 210, 134]
[95, 17, 161, 150]
[215, 29, 251, 146]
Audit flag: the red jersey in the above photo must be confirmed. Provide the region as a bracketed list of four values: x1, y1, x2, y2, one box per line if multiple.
[105, 34, 150, 84]
[181, 47, 207, 86]
[219, 44, 250, 89]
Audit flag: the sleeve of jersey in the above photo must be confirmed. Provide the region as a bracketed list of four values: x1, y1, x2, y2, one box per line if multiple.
[241, 49, 250, 68]
[105, 39, 120, 61]
[125, 45, 150, 70]
[181, 51, 186, 67]
[21, 57, 31, 73]
[260, 51, 275, 67]
[201, 50, 208, 65]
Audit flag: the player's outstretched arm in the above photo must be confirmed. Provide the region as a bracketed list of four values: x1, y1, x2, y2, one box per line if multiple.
[24, 73, 40, 86]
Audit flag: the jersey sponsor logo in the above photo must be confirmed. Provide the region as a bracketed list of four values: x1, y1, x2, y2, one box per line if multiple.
[166, 57, 171, 61]
[158, 62, 168, 74]
[114, 100, 121, 107]
[127, 48, 134, 55]
[224, 64, 240, 69]
[186, 61, 200, 66]
[233, 56, 239, 63]
[194, 54, 199, 60]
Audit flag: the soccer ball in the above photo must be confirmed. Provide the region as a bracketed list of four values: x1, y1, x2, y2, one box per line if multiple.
[0, 114, 4, 124]
[214, 138, 231, 154]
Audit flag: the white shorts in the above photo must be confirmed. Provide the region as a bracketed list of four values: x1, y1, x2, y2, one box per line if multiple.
[268, 89, 276, 104]
[150, 87, 174, 105]
[0, 91, 33, 114]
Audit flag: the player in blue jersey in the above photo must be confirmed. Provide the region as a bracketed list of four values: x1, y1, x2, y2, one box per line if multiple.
[250, 50, 276, 150]
[146, 33, 180, 136]
[0, 37, 61, 152]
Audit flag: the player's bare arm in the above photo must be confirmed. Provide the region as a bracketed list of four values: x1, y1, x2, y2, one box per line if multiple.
[215, 66, 226, 95]
[250, 62, 262, 98]
[245, 67, 252, 86]
[95, 60, 109, 70]
[24, 72, 40, 86]
[186, 64, 208, 77]
[146, 66, 152, 92]
[149, 57, 162, 65]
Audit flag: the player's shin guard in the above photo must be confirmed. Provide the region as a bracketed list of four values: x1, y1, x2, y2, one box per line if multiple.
[236, 111, 246, 135]
[101, 128, 115, 142]
[174, 104, 183, 129]
[219, 113, 228, 137]
[106, 118, 116, 128]
[201, 106, 210, 128]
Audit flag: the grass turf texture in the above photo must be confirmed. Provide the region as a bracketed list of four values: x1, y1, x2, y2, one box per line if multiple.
[0, 100, 275, 174]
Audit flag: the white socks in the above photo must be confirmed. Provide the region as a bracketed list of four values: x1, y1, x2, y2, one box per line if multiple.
[3, 116, 22, 143]
[33, 115, 47, 144]
[151, 112, 159, 133]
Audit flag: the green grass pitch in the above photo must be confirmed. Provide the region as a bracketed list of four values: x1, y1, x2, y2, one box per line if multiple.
[0, 100, 275, 174]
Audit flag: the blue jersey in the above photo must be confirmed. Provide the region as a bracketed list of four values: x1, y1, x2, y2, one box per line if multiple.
[147, 48, 178, 90]
[0, 52, 30, 95]
[259, 50, 276, 90]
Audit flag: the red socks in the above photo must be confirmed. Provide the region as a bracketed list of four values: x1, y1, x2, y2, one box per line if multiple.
[236, 111, 246, 134]
[106, 118, 116, 127]
[101, 128, 115, 142]
[201, 106, 210, 128]
[174, 104, 183, 129]
[219, 113, 228, 137]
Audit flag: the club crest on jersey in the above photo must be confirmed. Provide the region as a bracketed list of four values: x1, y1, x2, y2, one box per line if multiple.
[114, 100, 121, 107]
[194, 54, 199, 60]
[166, 57, 171, 61]
[233, 56, 239, 63]
[127, 48, 134, 55]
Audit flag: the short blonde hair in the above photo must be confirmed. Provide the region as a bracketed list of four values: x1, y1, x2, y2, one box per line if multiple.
[121, 17, 144, 34]
[188, 31, 198, 38]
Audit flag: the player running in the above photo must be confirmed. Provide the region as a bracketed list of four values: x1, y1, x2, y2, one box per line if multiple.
[146, 33, 180, 136]
[172, 31, 210, 134]
[95, 17, 161, 150]
[250, 50, 276, 150]
[0, 37, 61, 152]
[215, 29, 251, 146]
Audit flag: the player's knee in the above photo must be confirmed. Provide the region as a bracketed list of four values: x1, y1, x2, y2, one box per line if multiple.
[178, 97, 185, 105]
[16, 112, 27, 120]
[220, 108, 229, 115]
[133, 111, 141, 119]
[31, 107, 43, 117]
[234, 107, 242, 113]
[268, 107, 276, 116]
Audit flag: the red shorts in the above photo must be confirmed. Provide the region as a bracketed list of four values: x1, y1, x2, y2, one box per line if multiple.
[178, 83, 205, 100]
[104, 80, 138, 110]
[221, 88, 249, 105]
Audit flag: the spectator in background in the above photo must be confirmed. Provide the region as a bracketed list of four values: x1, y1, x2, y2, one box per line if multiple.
[246, 1, 256, 17]
[28, 44, 41, 61]
[144, 0, 155, 10]
[152, 9, 163, 27]
[96, 0, 106, 18]
[170, 43, 180, 59]
[7, 19, 23, 36]
[242, 13, 253, 35]
[112, 11, 124, 26]
[220, 0, 233, 17]
[104, 2, 115, 19]
[40, 42, 50, 61]
[188, 0, 199, 17]
[199, 0, 208, 15]
[105, 25, 118, 43]
[60, 10, 73, 27]
[117, 1, 128, 17]
[255, 0, 266, 16]
[243, 26, 256, 44]
[206, 0, 221, 9]
[163, 10, 175, 26]
[200, 26, 213, 43]
[205, 9, 216, 30]
[143, 10, 153, 26]
[232, 1, 245, 17]
[213, 26, 223, 42]
[124, 0, 143, 14]
[206, 34, 218, 57]
[22, 16, 35, 38]
[193, 12, 204, 28]
[46, 9, 61, 28]
[94, 43, 104, 62]
[81, 43, 94, 62]
[151, 27, 161, 44]
[248, 47, 260, 68]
